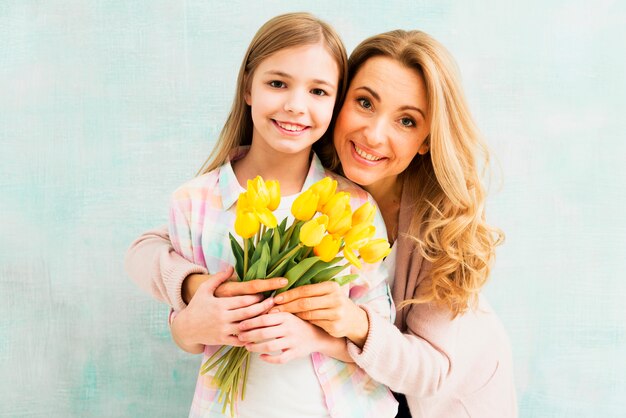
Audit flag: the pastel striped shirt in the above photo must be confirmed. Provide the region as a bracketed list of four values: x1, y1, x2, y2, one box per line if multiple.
[169, 148, 398, 417]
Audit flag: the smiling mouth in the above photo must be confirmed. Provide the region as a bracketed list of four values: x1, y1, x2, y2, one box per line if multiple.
[353, 142, 384, 161]
[273, 120, 309, 133]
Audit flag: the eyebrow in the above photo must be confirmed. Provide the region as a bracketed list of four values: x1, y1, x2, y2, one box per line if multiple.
[265, 70, 336, 89]
[355, 86, 426, 119]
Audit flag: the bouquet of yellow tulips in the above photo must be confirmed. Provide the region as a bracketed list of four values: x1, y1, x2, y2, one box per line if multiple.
[202, 176, 391, 416]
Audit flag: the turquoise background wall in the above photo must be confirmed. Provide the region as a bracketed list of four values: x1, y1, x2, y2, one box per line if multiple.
[1, 1, 625, 417]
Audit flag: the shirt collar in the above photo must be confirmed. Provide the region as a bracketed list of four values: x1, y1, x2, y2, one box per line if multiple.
[218, 147, 327, 210]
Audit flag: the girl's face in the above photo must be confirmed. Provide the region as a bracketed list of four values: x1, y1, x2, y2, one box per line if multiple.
[333, 57, 430, 190]
[245, 43, 339, 159]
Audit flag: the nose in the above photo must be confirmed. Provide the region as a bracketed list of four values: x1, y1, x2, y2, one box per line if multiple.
[362, 117, 388, 147]
[283, 89, 306, 115]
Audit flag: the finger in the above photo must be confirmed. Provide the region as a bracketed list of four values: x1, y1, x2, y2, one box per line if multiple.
[215, 277, 288, 297]
[237, 324, 284, 343]
[238, 312, 285, 331]
[199, 267, 235, 294]
[269, 296, 332, 315]
[259, 351, 293, 364]
[273, 281, 339, 305]
[295, 309, 338, 322]
[228, 297, 275, 322]
[222, 294, 263, 310]
[222, 335, 246, 347]
[245, 337, 288, 354]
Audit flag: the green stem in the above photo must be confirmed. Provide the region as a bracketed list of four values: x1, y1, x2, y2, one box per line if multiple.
[243, 239, 249, 278]
[268, 243, 302, 274]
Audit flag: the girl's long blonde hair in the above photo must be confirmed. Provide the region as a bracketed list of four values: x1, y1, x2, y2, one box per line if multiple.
[332, 30, 504, 317]
[197, 12, 348, 175]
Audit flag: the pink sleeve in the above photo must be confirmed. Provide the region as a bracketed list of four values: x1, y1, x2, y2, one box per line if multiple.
[346, 303, 452, 397]
[124, 226, 208, 311]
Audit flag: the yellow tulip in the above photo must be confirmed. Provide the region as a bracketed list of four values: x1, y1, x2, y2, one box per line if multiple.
[359, 238, 392, 264]
[299, 215, 328, 247]
[255, 207, 278, 228]
[343, 246, 362, 269]
[247, 176, 270, 208]
[314, 234, 342, 262]
[327, 207, 352, 235]
[352, 202, 375, 226]
[322, 191, 350, 218]
[344, 222, 376, 250]
[236, 192, 251, 214]
[291, 189, 319, 221]
[265, 180, 281, 211]
[234, 210, 260, 239]
[309, 177, 337, 210]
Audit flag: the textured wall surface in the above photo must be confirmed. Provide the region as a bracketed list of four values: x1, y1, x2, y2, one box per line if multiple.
[1, 1, 625, 417]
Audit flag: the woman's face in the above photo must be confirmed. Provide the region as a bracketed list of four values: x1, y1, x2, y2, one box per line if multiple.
[333, 56, 430, 191]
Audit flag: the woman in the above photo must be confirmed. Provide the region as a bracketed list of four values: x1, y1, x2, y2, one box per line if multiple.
[126, 30, 517, 417]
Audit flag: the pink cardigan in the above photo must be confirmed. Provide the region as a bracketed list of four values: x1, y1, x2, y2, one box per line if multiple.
[125, 185, 517, 417]
[346, 184, 517, 417]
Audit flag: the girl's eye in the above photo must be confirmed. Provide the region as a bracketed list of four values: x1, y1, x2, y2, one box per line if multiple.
[269, 80, 286, 88]
[357, 98, 372, 110]
[400, 117, 416, 127]
[311, 88, 327, 96]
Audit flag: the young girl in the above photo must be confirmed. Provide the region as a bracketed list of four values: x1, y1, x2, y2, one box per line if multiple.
[166, 13, 397, 417]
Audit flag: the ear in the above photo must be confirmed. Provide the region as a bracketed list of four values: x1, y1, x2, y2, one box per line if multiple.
[418, 136, 430, 155]
[243, 73, 252, 106]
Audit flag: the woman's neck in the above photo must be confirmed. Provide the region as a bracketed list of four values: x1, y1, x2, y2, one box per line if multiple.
[232, 143, 312, 195]
[364, 176, 403, 243]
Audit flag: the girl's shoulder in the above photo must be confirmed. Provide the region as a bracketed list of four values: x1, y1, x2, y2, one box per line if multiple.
[171, 168, 221, 201]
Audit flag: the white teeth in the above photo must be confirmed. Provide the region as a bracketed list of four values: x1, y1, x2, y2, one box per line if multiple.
[276, 121, 306, 132]
[354, 144, 383, 161]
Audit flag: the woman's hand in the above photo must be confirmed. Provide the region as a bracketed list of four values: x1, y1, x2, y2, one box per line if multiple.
[171, 267, 278, 351]
[269, 282, 370, 347]
[237, 312, 342, 364]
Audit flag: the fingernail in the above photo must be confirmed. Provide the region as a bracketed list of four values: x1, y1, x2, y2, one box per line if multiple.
[269, 308, 279, 313]
[274, 295, 283, 303]
[279, 278, 288, 285]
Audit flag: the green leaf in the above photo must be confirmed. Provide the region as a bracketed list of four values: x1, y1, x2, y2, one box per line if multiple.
[229, 233, 244, 280]
[288, 222, 303, 248]
[311, 264, 350, 283]
[244, 242, 271, 281]
[271, 227, 281, 259]
[333, 274, 359, 286]
[276, 256, 320, 294]
[255, 242, 270, 279]
[290, 258, 340, 288]
[243, 260, 259, 281]
[278, 217, 288, 235]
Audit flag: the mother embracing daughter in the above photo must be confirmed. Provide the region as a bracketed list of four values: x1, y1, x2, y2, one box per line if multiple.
[126, 13, 517, 418]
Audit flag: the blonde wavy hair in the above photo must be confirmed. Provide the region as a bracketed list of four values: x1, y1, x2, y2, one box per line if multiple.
[196, 12, 348, 175]
[325, 30, 504, 317]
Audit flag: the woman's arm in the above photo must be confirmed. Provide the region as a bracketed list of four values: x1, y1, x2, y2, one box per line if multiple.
[124, 226, 207, 311]
[125, 226, 291, 309]
[346, 302, 452, 396]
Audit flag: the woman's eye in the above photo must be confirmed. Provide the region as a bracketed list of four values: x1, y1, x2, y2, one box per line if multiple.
[269, 80, 286, 88]
[357, 98, 372, 109]
[311, 88, 327, 96]
[400, 117, 416, 127]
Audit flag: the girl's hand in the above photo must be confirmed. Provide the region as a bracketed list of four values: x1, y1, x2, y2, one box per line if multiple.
[172, 267, 276, 349]
[237, 312, 332, 364]
[269, 282, 369, 347]
[183, 272, 288, 302]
